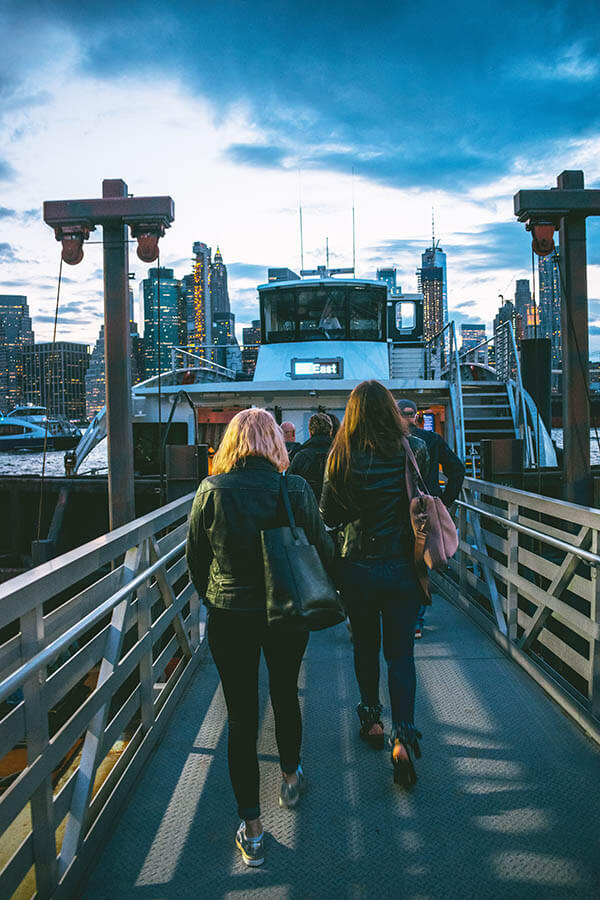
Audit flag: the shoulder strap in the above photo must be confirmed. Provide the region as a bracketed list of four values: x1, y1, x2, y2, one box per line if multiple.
[401, 436, 428, 496]
[280, 472, 299, 539]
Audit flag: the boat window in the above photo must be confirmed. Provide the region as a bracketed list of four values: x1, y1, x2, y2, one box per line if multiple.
[395, 301, 416, 333]
[348, 288, 383, 340]
[297, 288, 346, 340]
[0, 423, 26, 435]
[264, 290, 297, 342]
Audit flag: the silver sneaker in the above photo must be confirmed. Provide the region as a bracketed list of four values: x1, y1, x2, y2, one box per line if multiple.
[235, 822, 265, 867]
[279, 765, 304, 809]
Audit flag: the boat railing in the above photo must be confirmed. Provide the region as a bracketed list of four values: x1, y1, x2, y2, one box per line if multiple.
[0, 492, 203, 899]
[424, 321, 465, 460]
[436, 477, 600, 742]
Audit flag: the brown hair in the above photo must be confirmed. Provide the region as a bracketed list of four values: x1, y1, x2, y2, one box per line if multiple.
[326, 380, 408, 492]
[309, 412, 332, 437]
[212, 408, 289, 474]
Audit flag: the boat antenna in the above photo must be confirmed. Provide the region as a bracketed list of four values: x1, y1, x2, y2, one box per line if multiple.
[298, 170, 305, 273]
[352, 166, 356, 277]
[326, 236, 329, 269]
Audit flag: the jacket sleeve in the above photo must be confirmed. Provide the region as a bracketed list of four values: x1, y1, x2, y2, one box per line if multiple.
[319, 470, 354, 528]
[438, 439, 466, 506]
[185, 484, 214, 597]
[288, 448, 309, 479]
[296, 481, 335, 573]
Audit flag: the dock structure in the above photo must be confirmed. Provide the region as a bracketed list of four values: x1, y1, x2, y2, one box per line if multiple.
[0, 483, 599, 899]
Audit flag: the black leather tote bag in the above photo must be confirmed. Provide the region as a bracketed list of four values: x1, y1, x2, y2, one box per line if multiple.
[261, 473, 345, 631]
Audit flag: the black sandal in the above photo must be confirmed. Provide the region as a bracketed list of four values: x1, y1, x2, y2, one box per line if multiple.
[357, 703, 384, 750]
[390, 722, 422, 787]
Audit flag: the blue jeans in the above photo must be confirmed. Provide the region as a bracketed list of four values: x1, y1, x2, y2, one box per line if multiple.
[416, 604, 426, 628]
[342, 557, 420, 726]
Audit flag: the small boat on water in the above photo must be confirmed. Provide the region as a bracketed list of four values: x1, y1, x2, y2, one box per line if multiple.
[0, 406, 82, 451]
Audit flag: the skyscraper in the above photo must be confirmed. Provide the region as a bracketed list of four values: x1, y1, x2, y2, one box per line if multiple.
[86, 326, 106, 418]
[376, 268, 402, 297]
[461, 323, 487, 363]
[212, 311, 237, 369]
[267, 267, 299, 283]
[0, 295, 34, 414]
[142, 267, 186, 377]
[181, 242, 212, 355]
[210, 247, 230, 314]
[24, 342, 89, 420]
[493, 299, 519, 380]
[242, 319, 261, 377]
[514, 279, 539, 340]
[538, 255, 562, 370]
[418, 243, 447, 341]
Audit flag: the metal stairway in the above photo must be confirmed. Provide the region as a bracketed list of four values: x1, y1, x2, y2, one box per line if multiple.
[461, 381, 516, 474]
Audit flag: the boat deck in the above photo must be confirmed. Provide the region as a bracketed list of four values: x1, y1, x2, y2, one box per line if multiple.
[82, 594, 600, 899]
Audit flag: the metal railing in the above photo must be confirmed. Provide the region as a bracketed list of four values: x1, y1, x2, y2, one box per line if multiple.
[435, 478, 600, 743]
[424, 321, 465, 459]
[0, 493, 203, 899]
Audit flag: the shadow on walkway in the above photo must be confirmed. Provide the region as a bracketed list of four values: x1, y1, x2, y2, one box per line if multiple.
[83, 597, 600, 899]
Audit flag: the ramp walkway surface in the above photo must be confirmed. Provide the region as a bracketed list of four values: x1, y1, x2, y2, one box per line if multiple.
[83, 596, 600, 899]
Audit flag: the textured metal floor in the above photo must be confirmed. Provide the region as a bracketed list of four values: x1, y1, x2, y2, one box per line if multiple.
[83, 597, 600, 899]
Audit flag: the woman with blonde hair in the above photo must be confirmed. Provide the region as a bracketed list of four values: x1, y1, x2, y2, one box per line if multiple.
[320, 381, 430, 787]
[186, 408, 333, 867]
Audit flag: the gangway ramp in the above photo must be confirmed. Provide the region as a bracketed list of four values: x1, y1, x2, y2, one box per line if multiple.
[83, 597, 600, 900]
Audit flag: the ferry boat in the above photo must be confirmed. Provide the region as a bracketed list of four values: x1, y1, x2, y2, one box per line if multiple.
[72, 270, 557, 475]
[0, 406, 82, 451]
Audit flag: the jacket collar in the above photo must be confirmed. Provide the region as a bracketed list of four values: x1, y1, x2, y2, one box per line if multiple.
[234, 455, 279, 472]
[303, 434, 332, 450]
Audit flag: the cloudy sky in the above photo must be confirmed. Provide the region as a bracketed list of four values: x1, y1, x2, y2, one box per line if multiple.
[1, 0, 600, 351]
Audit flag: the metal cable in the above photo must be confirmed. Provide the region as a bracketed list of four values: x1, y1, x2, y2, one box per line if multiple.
[36, 256, 63, 542]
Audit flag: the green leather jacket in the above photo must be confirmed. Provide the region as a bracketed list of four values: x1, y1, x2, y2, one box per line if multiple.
[186, 456, 334, 611]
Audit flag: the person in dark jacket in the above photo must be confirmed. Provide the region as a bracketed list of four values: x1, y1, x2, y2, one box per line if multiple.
[288, 412, 332, 499]
[186, 408, 334, 867]
[398, 399, 465, 639]
[321, 380, 430, 787]
[281, 421, 301, 460]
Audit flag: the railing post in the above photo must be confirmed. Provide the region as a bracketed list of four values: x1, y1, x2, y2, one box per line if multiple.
[590, 530, 600, 718]
[506, 502, 519, 641]
[20, 605, 57, 899]
[137, 538, 155, 734]
[459, 500, 467, 598]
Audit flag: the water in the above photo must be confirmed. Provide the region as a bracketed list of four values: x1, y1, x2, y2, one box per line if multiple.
[2, 430, 600, 474]
[0, 442, 108, 476]
[551, 429, 600, 465]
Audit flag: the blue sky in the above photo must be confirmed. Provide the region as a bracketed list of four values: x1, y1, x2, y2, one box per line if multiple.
[1, 0, 599, 350]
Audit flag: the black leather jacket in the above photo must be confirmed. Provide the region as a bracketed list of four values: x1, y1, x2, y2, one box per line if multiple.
[320, 437, 429, 560]
[186, 456, 334, 611]
[288, 433, 332, 500]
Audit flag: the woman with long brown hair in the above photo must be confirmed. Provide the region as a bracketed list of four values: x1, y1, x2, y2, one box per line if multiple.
[320, 380, 429, 786]
[186, 408, 333, 866]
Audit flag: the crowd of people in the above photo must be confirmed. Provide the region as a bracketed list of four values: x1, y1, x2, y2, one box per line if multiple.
[185, 381, 464, 867]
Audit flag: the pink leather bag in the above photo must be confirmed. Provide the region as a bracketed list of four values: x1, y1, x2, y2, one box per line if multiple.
[401, 436, 459, 594]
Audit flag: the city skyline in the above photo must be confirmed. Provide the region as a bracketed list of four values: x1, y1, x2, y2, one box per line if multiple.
[1, 2, 599, 353]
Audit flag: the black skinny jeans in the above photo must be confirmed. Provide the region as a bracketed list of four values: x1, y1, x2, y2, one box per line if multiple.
[207, 607, 309, 821]
[342, 556, 420, 727]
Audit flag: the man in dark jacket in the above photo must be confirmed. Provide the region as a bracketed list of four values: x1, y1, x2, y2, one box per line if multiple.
[398, 398, 465, 638]
[281, 421, 301, 460]
[288, 412, 332, 500]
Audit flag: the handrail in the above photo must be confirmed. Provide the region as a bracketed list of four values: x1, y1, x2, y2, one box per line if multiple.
[425, 320, 465, 459]
[457, 500, 600, 565]
[0, 538, 187, 705]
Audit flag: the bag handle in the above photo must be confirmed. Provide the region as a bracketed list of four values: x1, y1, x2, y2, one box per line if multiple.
[401, 436, 429, 498]
[280, 472, 299, 539]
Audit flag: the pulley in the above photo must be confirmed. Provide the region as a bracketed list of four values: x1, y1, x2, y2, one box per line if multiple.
[525, 221, 558, 257]
[130, 221, 167, 262]
[53, 224, 93, 265]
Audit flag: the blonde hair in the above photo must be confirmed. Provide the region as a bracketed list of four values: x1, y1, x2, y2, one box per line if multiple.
[212, 408, 290, 474]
